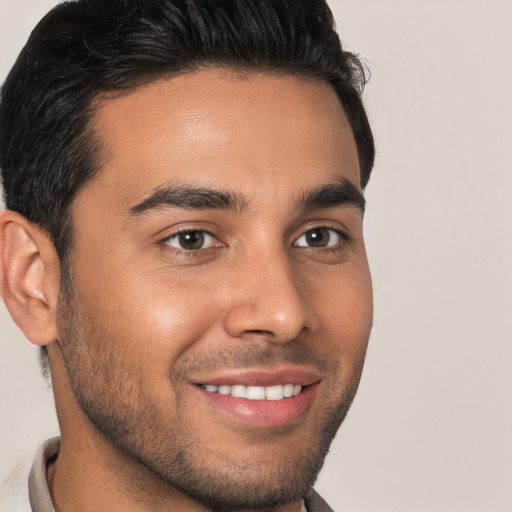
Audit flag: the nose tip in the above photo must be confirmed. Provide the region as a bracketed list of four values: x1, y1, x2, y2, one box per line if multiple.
[223, 258, 313, 343]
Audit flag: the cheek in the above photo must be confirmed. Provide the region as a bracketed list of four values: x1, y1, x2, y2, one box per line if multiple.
[314, 264, 373, 365]
[73, 256, 227, 373]
[132, 285, 222, 359]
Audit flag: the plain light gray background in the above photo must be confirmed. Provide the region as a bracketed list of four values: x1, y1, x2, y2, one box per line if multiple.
[1, 1, 511, 511]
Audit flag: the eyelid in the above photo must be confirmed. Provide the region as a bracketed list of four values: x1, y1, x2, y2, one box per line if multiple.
[164, 230, 216, 249]
[293, 226, 347, 248]
[159, 227, 225, 255]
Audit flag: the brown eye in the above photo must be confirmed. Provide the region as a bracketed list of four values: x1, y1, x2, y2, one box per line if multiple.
[294, 227, 344, 248]
[164, 230, 215, 251]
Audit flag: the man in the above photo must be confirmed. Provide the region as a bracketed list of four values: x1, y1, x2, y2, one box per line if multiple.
[0, 0, 375, 510]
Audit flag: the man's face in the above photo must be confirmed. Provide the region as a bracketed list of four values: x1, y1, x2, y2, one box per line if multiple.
[57, 70, 373, 509]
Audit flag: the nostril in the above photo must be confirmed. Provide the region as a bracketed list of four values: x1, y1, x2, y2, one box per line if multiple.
[245, 329, 273, 336]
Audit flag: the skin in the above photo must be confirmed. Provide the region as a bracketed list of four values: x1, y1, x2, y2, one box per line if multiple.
[0, 69, 372, 511]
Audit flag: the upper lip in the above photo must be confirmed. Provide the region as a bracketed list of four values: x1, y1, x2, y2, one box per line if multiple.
[193, 367, 322, 387]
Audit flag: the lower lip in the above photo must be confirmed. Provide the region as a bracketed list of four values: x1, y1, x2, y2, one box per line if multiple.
[196, 384, 318, 428]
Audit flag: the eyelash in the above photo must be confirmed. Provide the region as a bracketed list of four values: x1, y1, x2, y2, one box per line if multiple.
[293, 227, 348, 250]
[159, 226, 349, 257]
[160, 228, 221, 258]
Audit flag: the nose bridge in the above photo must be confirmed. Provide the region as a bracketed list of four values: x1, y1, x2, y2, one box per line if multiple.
[224, 245, 312, 342]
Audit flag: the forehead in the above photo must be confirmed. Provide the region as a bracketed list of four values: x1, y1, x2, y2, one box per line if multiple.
[84, 69, 360, 210]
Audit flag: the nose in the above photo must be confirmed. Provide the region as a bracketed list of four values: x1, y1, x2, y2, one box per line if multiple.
[223, 251, 315, 343]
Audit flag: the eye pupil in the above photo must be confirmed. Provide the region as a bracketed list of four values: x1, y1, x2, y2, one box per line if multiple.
[305, 228, 330, 247]
[179, 231, 204, 250]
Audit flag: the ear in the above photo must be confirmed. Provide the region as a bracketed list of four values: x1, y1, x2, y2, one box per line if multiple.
[0, 210, 61, 346]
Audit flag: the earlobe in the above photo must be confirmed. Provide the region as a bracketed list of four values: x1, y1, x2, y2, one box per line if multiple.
[0, 210, 61, 346]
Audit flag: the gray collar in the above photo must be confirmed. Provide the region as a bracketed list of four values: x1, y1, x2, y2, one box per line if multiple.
[28, 437, 59, 512]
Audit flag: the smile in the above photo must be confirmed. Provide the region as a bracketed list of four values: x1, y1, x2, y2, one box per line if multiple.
[200, 383, 302, 401]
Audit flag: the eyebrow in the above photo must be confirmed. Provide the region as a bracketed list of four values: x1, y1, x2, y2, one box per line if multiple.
[298, 177, 366, 214]
[128, 176, 365, 217]
[129, 185, 248, 216]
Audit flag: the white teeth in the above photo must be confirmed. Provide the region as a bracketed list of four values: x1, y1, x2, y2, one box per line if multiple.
[265, 385, 284, 400]
[218, 385, 231, 395]
[283, 384, 294, 398]
[201, 383, 303, 400]
[246, 386, 266, 400]
[230, 385, 247, 398]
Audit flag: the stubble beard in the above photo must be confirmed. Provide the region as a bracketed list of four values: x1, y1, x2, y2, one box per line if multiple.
[56, 267, 362, 511]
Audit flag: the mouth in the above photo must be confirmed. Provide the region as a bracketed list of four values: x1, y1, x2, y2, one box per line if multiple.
[193, 368, 320, 428]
